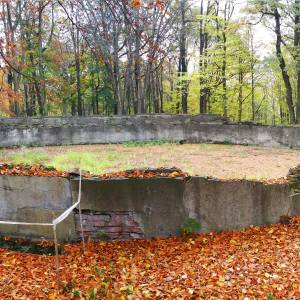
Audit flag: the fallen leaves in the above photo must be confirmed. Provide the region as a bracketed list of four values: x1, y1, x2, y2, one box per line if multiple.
[0, 163, 293, 186]
[96, 167, 188, 180]
[0, 218, 300, 299]
[263, 177, 289, 185]
[0, 164, 68, 177]
[0, 164, 188, 180]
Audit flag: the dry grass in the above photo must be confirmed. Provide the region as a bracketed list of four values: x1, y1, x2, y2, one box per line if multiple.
[0, 143, 299, 180]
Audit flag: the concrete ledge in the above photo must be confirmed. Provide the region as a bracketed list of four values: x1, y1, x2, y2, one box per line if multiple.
[0, 114, 299, 148]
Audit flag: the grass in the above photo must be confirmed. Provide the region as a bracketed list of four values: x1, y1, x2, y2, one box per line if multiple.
[7, 150, 50, 165]
[51, 152, 112, 174]
[123, 139, 177, 147]
[0, 142, 299, 179]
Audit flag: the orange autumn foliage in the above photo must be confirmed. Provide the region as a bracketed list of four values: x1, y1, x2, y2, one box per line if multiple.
[132, 0, 165, 10]
[0, 164, 68, 177]
[0, 164, 299, 299]
[132, 0, 141, 9]
[0, 68, 22, 116]
[156, 0, 165, 10]
[0, 218, 300, 298]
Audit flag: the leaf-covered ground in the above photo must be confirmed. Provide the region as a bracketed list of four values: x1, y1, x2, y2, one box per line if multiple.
[1, 218, 300, 299]
[0, 164, 188, 179]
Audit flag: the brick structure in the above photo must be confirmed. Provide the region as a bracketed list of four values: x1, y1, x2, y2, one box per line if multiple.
[74, 211, 144, 240]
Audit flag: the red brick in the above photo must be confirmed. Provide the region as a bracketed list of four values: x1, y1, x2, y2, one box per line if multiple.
[125, 226, 143, 234]
[101, 226, 124, 233]
[110, 214, 128, 226]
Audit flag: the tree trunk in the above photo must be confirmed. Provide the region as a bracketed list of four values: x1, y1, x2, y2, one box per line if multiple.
[134, 10, 144, 114]
[179, 0, 188, 114]
[222, 29, 227, 118]
[4, 1, 21, 116]
[238, 57, 243, 122]
[274, 8, 295, 124]
[112, 25, 122, 115]
[295, 0, 300, 123]
[70, 7, 83, 116]
[249, 27, 255, 121]
[75, 53, 82, 115]
[38, 1, 47, 116]
[199, 0, 210, 114]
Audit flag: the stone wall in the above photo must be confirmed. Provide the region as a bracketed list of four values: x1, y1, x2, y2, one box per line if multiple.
[0, 175, 299, 241]
[0, 114, 300, 148]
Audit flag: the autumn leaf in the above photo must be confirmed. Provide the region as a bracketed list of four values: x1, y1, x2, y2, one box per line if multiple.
[132, 0, 141, 9]
[0, 218, 300, 299]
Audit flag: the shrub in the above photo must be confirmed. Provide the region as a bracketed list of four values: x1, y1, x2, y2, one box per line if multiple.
[180, 218, 201, 236]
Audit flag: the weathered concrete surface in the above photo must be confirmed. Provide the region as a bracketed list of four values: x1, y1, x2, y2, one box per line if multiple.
[183, 178, 295, 232]
[0, 114, 300, 148]
[0, 174, 297, 241]
[71, 178, 187, 238]
[0, 176, 75, 240]
[71, 177, 299, 239]
[292, 193, 300, 215]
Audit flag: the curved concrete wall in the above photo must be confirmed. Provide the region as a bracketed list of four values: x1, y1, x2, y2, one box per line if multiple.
[0, 114, 300, 148]
[0, 175, 299, 241]
[70, 177, 300, 240]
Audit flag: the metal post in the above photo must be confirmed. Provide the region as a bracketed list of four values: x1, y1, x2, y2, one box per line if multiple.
[53, 224, 61, 289]
[78, 204, 85, 252]
[78, 170, 85, 252]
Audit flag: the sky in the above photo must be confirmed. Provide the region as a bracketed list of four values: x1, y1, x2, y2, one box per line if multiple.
[191, 0, 275, 59]
[188, 1, 275, 72]
[237, 1, 275, 58]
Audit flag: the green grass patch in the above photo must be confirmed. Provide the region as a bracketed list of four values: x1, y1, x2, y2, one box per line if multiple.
[2, 149, 128, 174]
[51, 152, 111, 174]
[123, 139, 177, 147]
[7, 151, 50, 165]
[106, 152, 121, 161]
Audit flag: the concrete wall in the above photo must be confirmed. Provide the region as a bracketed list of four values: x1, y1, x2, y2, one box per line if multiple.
[71, 178, 187, 239]
[0, 176, 75, 240]
[0, 175, 298, 241]
[0, 114, 300, 148]
[71, 177, 300, 240]
[183, 178, 294, 232]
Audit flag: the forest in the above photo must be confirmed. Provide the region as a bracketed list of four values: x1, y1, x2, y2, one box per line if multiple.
[0, 0, 300, 125]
